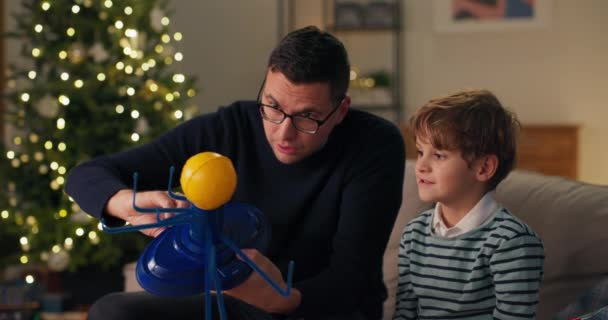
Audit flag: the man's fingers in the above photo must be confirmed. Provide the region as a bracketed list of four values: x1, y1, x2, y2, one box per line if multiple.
[239, 249, 262, 263]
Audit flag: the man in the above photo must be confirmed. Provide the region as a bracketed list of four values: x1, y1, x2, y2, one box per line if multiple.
[66, 26, 405, 320]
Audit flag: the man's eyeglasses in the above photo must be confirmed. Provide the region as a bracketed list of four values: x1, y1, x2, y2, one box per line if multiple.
[257, 86, 343, 134]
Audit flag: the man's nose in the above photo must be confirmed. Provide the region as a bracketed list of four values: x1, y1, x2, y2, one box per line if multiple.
[276, 117, 297, 140]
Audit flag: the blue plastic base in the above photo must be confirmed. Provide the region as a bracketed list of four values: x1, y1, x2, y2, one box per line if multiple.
[135, 202, 271, 296]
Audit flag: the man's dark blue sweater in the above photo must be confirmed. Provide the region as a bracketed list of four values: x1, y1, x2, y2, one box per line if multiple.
[65, 100, 405, 319]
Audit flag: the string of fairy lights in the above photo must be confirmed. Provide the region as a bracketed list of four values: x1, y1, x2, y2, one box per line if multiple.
[2, 0, 197, 282]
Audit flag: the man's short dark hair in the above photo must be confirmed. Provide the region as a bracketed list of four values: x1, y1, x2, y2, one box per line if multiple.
[410, 89, 521, 190]
[268, 26, 350, 104]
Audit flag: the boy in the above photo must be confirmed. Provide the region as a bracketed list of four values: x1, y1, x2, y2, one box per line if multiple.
[393, 89, 544, 319]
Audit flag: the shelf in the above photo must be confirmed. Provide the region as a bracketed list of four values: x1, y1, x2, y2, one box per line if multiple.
[327, 25, 401, 33]
[0, 302, 40, 311]
[279, 0, 403, 124]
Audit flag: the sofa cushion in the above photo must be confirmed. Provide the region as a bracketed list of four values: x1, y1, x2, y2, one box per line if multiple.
[382, 161, 432, 319]
[495, 170, 608, 320]
[382, 160, 608, 320]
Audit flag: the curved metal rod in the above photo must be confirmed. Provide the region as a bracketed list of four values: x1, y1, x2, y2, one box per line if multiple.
[167, 166, 188, 202]
[220, 234, 294, 297]
[132, 171, 190, 214]
[101, 211, 194, 234]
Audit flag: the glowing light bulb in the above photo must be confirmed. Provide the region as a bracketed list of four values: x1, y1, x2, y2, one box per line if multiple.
[125, 29, 137, 38]
[57, 118, 65, 129]
[172, 74, 185, 83]
[58, 95, 70, 105]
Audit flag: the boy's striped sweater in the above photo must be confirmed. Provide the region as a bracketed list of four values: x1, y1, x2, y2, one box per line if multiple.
[393, 208, 544, 320]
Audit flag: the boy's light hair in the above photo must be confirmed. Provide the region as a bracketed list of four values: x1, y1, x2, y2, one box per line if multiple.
[410, 89, 521, 190]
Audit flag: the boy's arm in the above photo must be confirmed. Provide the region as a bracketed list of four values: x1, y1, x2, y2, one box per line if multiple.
[393, 229, 418, 320]
[491, 234, 544, 319]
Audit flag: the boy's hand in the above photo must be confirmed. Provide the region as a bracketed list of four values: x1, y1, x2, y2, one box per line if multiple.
[224, 249, 301, 314]
[105, 189, 189, 237]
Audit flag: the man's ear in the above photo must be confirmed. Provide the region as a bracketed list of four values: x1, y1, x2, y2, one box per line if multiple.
[335, 96, 350, 124]
[475, 154, 498, 183]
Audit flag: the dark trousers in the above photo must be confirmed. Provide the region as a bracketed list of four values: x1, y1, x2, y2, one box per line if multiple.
[87, 291, 368, 320]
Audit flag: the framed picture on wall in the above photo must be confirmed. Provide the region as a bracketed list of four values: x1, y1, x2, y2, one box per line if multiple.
[364, 1, 398, 28]
[433, 0, 553, 33]
[334, 1, 364, 29]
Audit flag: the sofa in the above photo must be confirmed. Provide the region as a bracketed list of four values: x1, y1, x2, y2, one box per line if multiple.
[382, 160, 608, 320]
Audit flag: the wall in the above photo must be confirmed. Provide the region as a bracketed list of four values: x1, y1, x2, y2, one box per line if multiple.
[287, 0, 608, 185]
[170, 1, 279, 114]
[4, 0, 606, 184]
[400, 0, 608, 185]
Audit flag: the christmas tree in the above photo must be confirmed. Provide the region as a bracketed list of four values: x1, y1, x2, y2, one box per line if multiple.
[1, 0, 197, 273]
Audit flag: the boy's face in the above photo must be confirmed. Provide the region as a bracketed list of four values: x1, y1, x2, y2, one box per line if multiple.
[414, 137, 486, 210]
[259, 70, 349, 164]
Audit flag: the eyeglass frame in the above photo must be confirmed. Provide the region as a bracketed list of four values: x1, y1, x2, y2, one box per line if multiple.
[256, 82, 345, 134]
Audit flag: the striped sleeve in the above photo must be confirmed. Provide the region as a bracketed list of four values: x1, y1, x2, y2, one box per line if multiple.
[393, 226, 419, 320]
[490, 231, 544, 319]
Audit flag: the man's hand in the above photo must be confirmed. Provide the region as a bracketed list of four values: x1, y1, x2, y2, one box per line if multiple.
[224, 249, 301, 315]
[105, 189, 190, 237]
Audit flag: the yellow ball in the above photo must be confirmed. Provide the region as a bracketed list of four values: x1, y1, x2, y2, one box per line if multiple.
[180, 152, 237, 210]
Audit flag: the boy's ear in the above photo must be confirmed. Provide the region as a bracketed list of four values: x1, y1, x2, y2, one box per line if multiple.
[475, 154, 498, 182]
